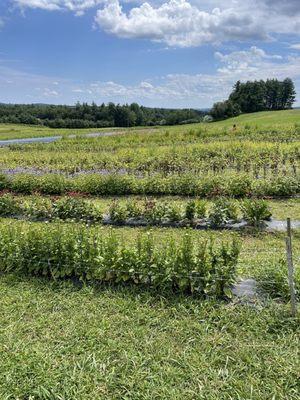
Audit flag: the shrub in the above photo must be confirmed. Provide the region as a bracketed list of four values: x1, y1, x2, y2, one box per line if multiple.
[125, 200, 143, 218]
[0, 174, 10, 191]
[185, 200, 206, 221]
[23, 196, 53, 220]
[165, 203, 183, 222]
[37, 174, 67, 195]
[0, 223, 240, 298]
[108, 201, 128, 224]
[143, 200, 168, 224]
[0, 194, 21, 216]
[208, 198, 238, 227]
[10, 174, 37, 194]
[241, 199, 272, 226]
[195, 200, 207, 218]
[52, 197, 100, 222]
[185, 200, 196, 220]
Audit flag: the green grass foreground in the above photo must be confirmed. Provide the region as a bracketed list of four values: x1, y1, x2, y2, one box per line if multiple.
[0, 273, 299, 399]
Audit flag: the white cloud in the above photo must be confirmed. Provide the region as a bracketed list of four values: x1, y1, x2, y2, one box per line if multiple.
[43, 88, 59, 96]
[11, 0, 300, 46]
[290, 44, 300, 50]
[95, 0, 267, 47]
[13, 0, 104, 14]
[67, 47, 300, 106]
[0, 46, 299, 107]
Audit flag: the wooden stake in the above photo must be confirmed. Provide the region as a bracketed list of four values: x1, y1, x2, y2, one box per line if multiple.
[286, 218, 297, 317]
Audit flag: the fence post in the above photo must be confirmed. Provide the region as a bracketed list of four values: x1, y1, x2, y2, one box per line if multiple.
[286, 218, 297, 317]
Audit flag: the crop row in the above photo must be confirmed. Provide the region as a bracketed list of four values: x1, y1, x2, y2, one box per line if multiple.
[0, 172, 299, 198]
[1, 140, 299, 174]
[0, 194, 273, 227]
[0, 222, 240, 297]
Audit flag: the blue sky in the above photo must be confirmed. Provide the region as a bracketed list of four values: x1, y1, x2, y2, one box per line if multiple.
[1, 0, 300, 108]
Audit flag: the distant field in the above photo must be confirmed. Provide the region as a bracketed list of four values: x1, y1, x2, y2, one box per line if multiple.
[0, 109, 299, 140]
[212, 109, 300, 128]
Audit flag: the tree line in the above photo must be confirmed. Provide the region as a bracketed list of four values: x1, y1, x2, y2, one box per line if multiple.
[0, 102, 205, 128]
[210, 78, 296, 121]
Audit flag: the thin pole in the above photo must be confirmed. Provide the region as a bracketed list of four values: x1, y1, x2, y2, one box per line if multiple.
[286, 218, 297, 317]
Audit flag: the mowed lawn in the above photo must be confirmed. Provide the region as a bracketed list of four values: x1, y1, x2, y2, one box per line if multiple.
[0, 273, 299, 400]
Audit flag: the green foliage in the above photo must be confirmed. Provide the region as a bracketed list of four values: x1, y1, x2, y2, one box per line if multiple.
[212, 78, 296, 121]
[208, 198, 238, 227]
[241, 199, 272, 226]
[0, 102, 204, 128]
[1, 172, 299, 198]
[256, 258, 300, 300]
[0, 223, 240, 298]
[109, 201, 128, 224]
[195, 200, 207, 218]
[52, 197, 100, 222]
[185, 200, 207, 221]
[185, 200, 197, 220]
[143, 200, 168, 224]
[0, 193, 21, 216]
[23, 196, 53, 220]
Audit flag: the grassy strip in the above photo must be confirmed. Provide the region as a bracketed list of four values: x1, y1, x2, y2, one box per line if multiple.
[0, 273, 299, 399]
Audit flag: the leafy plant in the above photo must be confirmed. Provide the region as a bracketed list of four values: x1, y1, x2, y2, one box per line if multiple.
[52, 197, 100, 222]
[208, 198, 238, 227]
[241, 199, 272, 226]
[23, 196, 53, 220]
[0, 194, 21, 216]
[108, 201, 128, 224]
[185, 200, 196, 220]
[0, 223, 240, 298]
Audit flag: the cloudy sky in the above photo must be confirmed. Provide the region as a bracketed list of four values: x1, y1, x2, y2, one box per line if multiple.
[1, 0, 300, 107]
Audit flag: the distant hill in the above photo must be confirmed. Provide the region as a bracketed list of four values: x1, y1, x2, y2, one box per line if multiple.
[210, 109, 300, 128]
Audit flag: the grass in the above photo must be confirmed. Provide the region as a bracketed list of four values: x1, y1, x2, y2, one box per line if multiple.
[212, 109, 300, 128]
[0, 273, 299, 400]
[0, 109, 299, 140]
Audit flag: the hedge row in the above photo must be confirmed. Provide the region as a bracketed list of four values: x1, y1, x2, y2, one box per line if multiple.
[0, 223, 240, 297]
[0, 172, 299, 198]
[0, 194, 272, 227]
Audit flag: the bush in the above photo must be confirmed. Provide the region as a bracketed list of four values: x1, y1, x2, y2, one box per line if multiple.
[165, 203, 183, 222]
[52, 197, 100, 222]
[23, 196, 53, 220]
[208, 198, 238, 227]
[185, 200, 196, 220]
[0, 173, 299, 199]
[143, 200, 168, 224]
[241, 199, 272, 226]
[0, 194, 21, 216]
[0, 223, 240, 298]
[10, 174, 37, 194]
[185, 200, 206, 221]
[108, 201, 128, 224]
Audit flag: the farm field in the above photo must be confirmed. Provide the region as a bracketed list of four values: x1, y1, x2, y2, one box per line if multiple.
[0, 110, 299, 399]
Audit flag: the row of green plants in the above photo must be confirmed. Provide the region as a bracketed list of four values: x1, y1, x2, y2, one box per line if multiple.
[0, 194, 272, 227]
[2, 139, 299, 175]
[108, 198, 272, 227]
[0, 222, 240, 297]
[0, 172, 299, 198]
